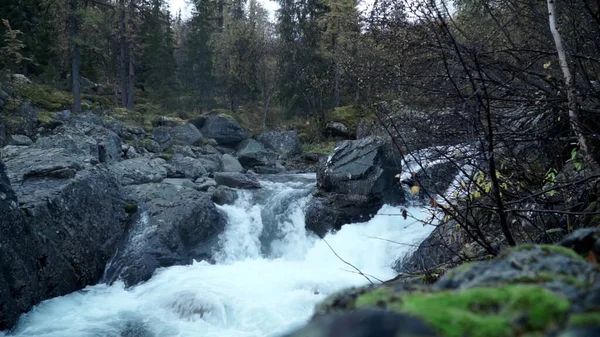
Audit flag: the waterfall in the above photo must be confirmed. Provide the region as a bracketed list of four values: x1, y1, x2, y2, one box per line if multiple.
[1, 173, 435, 337]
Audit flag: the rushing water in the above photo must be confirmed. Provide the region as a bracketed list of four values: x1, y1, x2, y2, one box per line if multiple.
[2, 174, 435, 337]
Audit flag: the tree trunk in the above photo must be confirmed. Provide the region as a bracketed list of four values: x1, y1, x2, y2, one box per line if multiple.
[119, 0, 127, 107]
[127, 0, 135, 111]
[333, 17, 340, 108]
[547, 0, 596, 166]
[69, 0, 82, 114]
[217, 0, 224, 33]
[262, 89, 273, 131]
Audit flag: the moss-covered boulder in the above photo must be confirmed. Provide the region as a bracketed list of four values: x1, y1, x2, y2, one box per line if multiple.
[326, 105, 364, 139]
[286, 243, 600, 337]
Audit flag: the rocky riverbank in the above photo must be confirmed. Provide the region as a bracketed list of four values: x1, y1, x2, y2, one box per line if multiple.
[0, 108, 322, 330]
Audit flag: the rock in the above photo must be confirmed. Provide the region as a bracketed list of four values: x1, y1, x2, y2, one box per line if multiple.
[214, 172, 261, 189]
[222, 153, 244, 172]
[173, 145, 197, 158]
[305, 194, 381, 237]
[206, 138, 218, 147]
[103, 183, 226, 286]
[309, 244, 599, 337]
[0, 117, 6, 146]
[196, 154, 223, 173]
[171, 123, 203, 146]
[163, 178, 202, 191]
[151, 127, 172, 151]
[170, 153, 208, 179]
[282, 310, 439, 337]
[52, 110, 72, 121]
[560, 227, 600, 261]
[151, 116, 185, 128]
[194, 177, 217, 191]
[9, 134, 33, 146]
[34, 117, 122, 164]
[125, 146, 140, 159]
[1, 151, 131, 329]
[198, 114, 248, 145]
[143, 139, 162, 153]
[254, 166, 283, 174]
[236, 139, 279, 168]
[211, 185, 239, 205]
[10, 73, 32, 85]
[256, 131, 302, 157]
[0, 161, 40, 330]
[110, 158, 168, 185]
[325, 121, 351, 138]
[318, 136, 403, 205]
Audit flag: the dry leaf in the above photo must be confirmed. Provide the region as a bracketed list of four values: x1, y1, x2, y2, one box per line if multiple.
[429, 199, 438, 208]
[395, 173, 401, 179]
[411, 185, 421, 195]
[585, 251, 598, 265]
[402, 209, 408, 220]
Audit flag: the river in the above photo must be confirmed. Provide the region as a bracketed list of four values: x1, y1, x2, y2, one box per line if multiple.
[2, 173, 434, 337]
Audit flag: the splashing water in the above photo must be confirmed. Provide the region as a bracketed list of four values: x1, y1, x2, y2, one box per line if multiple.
[2, 174, 435, 337]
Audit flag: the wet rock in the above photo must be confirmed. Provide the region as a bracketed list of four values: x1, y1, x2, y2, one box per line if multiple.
[104, 183, 226, 287]
[305, 194, 381, 237]
[195, 177, 217, 191]
[318, 136, 404, 205]
[109, 157, 168, 186]
[0, 161, 40, 330]
[9, 135, 33, 146]
[282, 310, 439, 337]
[560, 227, 600, 259]
[197, 114, 248, 145]
[211, 185, 239, 205]
[236, 139, 278, 168]
[222, 153, 244, 173]
[163, 178, 202, 191]
[214, 172, 261, 189]
[256, 130, 302, 157]
[171, 123, 203, 146]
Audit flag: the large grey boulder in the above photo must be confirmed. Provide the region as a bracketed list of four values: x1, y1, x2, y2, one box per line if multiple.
[305, 194, 381, 237]
[222, 153, 244, 172]
[170, 153, 208, 179]
[34, 117, 122, 164]
[109, 157, 168, 185]
[151, 127, 172, 151]
[197, 114, 248, 145]
[318, 136, 404, 205]
[171, 123, 203, 146]
[103, 183, 227, 287]
[236, 139, 279, 168]
[214, 172, 261, 189]
[1, 149, 131, 329]
[0, 161, 40, 330]
[256, 131, 302, 157]
[211, 185, 239, 205]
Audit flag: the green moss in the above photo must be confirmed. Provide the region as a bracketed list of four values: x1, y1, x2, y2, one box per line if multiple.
[302, 141, 337, 155]
[444, 262, 480, 280]
[12, 83, 72, 111]
[355, 285, 570, 337]
[327, 105, 364, 133]
[568, 313, 600, 327]
[498, 244, 584, 261]
[124, 204, 138, 214]
[158, 152, 173, 161]
[298, 132, 311, 143]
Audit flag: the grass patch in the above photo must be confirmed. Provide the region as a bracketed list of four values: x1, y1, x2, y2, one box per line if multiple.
[302, 141, 337, 155]
[327, 105, 366, 134]
[12, 83, 72, 111]
[568, 313, 600, 327]
[355, 285, 570, 337]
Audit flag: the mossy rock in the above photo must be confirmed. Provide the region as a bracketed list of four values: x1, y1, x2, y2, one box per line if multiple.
[497, 244, 584, 261]
[123, 204, 138, 214]
[12, 83, 72, 111]
[568, 313, 600, 327]
[327, 105, 366, 135]
[355, 285, 570, 337]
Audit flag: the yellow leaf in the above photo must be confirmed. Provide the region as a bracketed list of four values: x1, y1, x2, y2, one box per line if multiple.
[543, 61, 551, 69]
[411, 185, 421, 195]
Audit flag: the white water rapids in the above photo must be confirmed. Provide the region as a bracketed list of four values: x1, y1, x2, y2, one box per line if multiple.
[2, 174, 435, 337]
